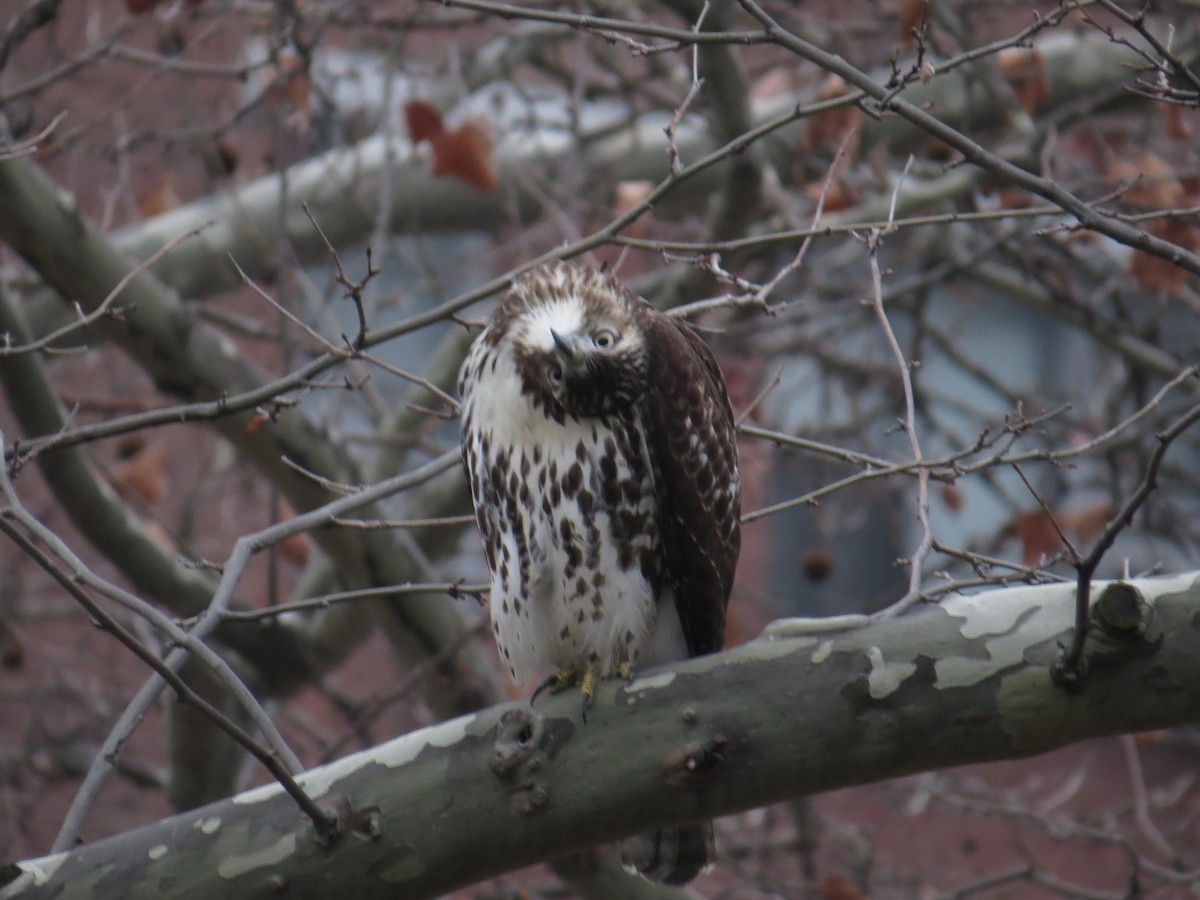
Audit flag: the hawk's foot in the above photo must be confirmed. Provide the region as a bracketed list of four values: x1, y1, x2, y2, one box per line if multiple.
[530, 665, 632, 723]
[530, 668, 583, 705]
[529, 667, 604, 722]
[579, 669, 599, 723]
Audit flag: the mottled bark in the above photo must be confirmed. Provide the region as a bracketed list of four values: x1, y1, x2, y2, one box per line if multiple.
[5, 573, 1198, 899]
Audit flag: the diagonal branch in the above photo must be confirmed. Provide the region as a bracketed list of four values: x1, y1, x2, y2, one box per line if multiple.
[4, 572, 1200, 898]
[735, 0, 1200, 277]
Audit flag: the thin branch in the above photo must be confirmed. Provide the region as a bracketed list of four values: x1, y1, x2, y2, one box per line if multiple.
[0, 515, 335, 843]
[302, 202, 380, 352]
[219, 582, 489, 623]
[865, 229, 934, 619]
[0, 221, 214, 357]
[735, 0, 1200, 277]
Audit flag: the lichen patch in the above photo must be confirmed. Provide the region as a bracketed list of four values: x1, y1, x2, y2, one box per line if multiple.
[865, 646, 918, 699]
[217, 833, 296, 880]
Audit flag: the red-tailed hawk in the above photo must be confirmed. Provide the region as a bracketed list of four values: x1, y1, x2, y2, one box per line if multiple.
[458, 262, 740, 885]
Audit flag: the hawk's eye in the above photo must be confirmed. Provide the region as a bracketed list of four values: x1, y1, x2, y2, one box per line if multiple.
[547, 362, 564, 384]
[593, 328, 619, 350]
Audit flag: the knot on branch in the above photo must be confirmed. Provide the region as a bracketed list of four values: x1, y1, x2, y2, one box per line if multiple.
[1054, 582, 1152, 692]
[491, 707, 562, 816]
[664, 733, 728, 789]
[1093, 582, 1146, 638]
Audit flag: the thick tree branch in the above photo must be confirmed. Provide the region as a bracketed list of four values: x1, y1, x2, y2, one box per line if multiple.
[4, 573, 1199, 899]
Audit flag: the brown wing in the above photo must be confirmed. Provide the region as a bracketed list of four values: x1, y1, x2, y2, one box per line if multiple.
[640, 312, 741, 658]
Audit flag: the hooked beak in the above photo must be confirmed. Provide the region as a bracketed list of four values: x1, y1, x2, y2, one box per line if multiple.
[549, 329, 585, 368]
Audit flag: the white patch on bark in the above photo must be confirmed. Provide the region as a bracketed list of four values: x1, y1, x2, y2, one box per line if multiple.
[933, 575, 1198, 689]
[217, 833, 296, 880]
[232, 716, 474, 807]
[865, 646, 917, 699]
[935, 583, 1070, 689]
[624, 670, 676, 695]
[761, 614, 870, 639]
[195, 816, 221, 834]
[10, 851, 68, 886]
[376, 715, 472, 767]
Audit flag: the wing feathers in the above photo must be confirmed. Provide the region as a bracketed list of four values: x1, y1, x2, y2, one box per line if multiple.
[640, 313, 740, 658]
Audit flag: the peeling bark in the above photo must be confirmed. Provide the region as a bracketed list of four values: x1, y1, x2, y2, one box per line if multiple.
[5, 574, 1199, 899]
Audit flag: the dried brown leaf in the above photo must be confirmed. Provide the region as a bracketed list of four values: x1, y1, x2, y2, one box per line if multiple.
[404, 100, 446, 145]
[998, 47, 1049, 113]
[431, 122, 499, 194]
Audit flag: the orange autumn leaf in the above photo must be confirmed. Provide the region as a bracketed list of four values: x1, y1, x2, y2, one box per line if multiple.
[137, 172, 181, 219]
[994, 187, 1037, 210]
[803, 177, 857, 212]
[275, 498, 311, 567]
[112, 439, 168, 505]
[405, 101, 498, 194]
[431, 122, 498, 194]
[244, 412, 271, 435]
[1014, 511, 1063, 567]
[1162, 102, 1193, 141]
[1059, 502, 1115, 546]
[1129, 218, 1200, 294]
[998, 47, 1049, 113]
[1015, 502, 1118, 567]
[803, 74, 862, 155]
[613, 180, 654, 238]
[263, 50, 310, 116]
[404, 100, 446, 145]
[1110, 152, 1184, 209]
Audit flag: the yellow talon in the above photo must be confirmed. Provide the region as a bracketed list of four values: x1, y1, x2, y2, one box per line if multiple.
[530, 666, 619, 724]
[580, 670, 598, 704]
[531, 668, 579, 704]
[580, 670, 599, 723]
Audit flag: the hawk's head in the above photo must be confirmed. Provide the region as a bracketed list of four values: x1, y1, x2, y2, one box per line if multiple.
[493, 263, 650, 419]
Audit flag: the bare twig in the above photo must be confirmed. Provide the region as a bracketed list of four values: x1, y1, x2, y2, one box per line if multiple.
[1, 221, 214, 357]
[735, 0, 1200, 277]
[865, 229, 934, 619]
[302, 203, 380, 352]
[0, 444, 335, 843]
[219, 581, 489, 622]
